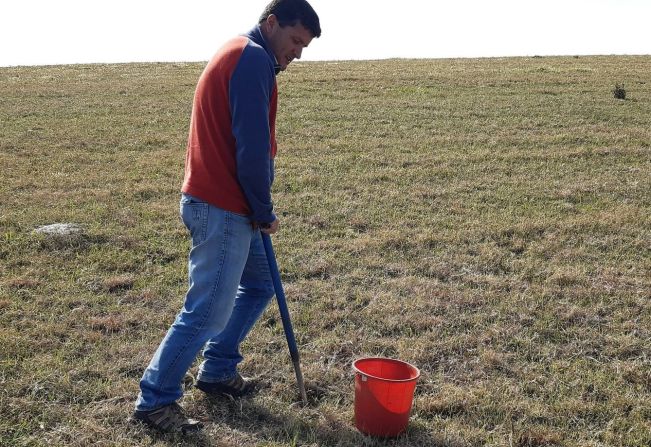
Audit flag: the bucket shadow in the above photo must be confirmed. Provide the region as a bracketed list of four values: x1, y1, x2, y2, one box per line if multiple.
[202, 396, 357, 445]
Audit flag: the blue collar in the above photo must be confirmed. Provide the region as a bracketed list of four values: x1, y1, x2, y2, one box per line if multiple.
[245, 25, 279, 73]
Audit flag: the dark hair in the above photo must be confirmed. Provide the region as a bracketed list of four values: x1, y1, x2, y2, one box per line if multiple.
[258, 0, 321, 38]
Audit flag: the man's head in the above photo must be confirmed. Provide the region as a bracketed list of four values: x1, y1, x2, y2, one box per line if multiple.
[259, 0, 321, 72]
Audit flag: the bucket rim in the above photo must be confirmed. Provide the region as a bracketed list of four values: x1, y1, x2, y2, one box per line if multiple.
[352, 357, 421, 382]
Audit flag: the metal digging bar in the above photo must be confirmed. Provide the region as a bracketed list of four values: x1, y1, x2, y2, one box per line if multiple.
[261, 232, 309, 405]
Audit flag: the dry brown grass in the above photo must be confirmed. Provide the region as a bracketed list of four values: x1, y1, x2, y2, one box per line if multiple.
[1, 56, 650, 446]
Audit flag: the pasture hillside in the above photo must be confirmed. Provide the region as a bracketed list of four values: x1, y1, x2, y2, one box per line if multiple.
[1, 56, 650, 446]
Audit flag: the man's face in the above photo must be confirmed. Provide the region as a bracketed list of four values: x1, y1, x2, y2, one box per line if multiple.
[265, 16, 314, 72]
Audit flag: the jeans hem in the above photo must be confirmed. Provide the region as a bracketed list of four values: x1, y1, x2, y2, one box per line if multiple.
[196, 372, 238, 383]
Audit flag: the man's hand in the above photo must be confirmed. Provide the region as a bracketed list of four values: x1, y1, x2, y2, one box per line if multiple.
[260, 219, 279, 234]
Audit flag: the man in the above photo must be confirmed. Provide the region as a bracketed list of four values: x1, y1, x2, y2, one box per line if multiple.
[133, 0, 321, 433]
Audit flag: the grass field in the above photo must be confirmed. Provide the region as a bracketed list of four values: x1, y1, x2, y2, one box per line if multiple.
[1, 55, 650, 446]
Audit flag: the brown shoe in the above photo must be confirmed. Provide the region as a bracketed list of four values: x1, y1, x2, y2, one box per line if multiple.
[195, 373, 254, 398]
[132, 402, 203, 433]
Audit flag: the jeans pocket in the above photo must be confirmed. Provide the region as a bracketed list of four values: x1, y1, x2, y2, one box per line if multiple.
[181, 200, 208, 244]
[180, 193, 204, 205]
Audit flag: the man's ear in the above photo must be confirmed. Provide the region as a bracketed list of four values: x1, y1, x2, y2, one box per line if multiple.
[265, 14, 278, 32]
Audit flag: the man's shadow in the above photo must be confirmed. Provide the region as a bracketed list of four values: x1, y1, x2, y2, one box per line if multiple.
[199, 387, 445, 447]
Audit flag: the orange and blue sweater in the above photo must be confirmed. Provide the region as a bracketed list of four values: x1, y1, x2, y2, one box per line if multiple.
[182, 26, 278, 225]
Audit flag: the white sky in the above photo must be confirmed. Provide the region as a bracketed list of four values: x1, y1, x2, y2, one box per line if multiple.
[1, 0, 650, 67]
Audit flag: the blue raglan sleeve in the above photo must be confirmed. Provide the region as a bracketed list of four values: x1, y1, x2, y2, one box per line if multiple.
[229, 44, 276, 224]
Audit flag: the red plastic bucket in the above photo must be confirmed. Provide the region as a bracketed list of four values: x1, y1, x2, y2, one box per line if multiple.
[352, 357, 420, 437]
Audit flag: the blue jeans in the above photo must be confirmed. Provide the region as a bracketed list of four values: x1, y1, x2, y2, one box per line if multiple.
[135, 194, 274, 411]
